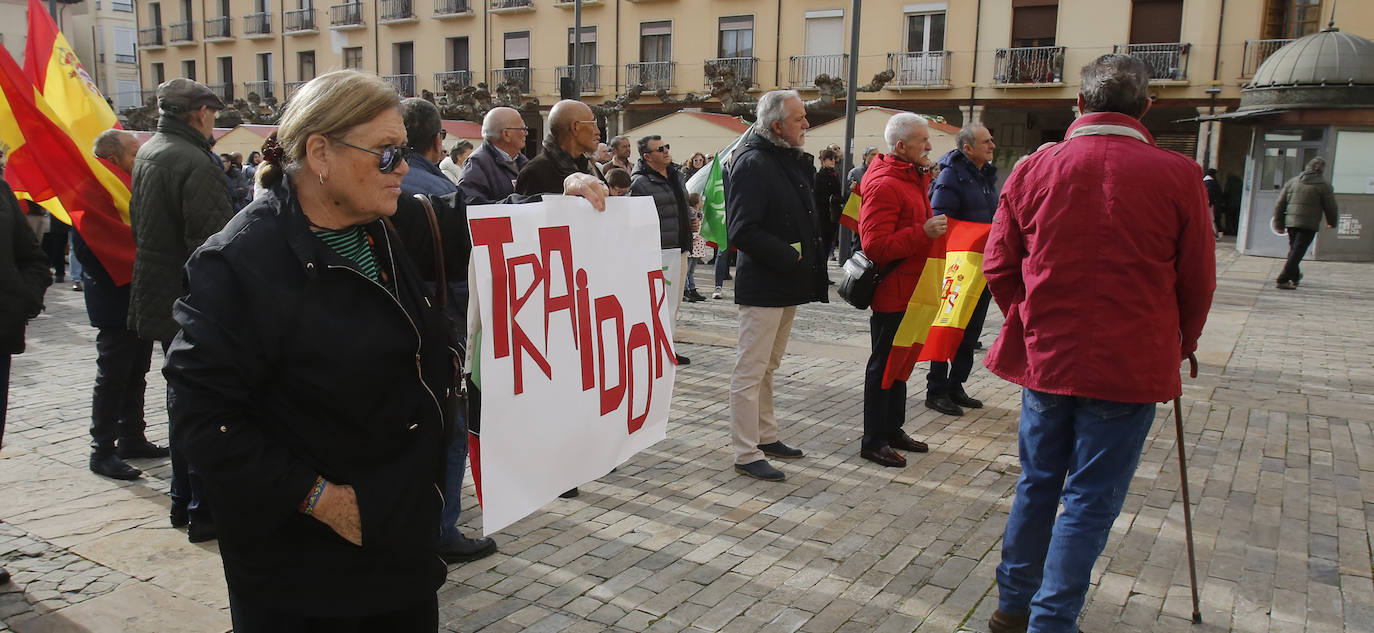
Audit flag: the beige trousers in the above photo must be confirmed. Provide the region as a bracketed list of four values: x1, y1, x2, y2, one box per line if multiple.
[730, 305, 796, 464]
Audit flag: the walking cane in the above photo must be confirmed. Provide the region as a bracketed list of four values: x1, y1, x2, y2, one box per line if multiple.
[1175, 353, 1202, 624]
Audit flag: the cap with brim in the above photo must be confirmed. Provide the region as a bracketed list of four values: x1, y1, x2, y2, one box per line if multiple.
[157, 78, 227, 114]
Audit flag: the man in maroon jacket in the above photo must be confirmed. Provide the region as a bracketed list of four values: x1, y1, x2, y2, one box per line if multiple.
[983, 54, 1215, 633]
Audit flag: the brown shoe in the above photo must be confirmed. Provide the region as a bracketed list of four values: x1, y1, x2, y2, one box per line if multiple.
[890, 431, 930, 453]
[860, 445, 906, 468]
[988, 609, 1029, 633]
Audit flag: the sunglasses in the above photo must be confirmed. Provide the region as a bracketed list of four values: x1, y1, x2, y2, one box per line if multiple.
[651, 144, 671, 154]
[333, 138, 410, 173]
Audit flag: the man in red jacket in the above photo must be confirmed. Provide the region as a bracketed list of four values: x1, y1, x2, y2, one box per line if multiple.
[857, 112, 948, 468]
[983, 54, 1215, 633]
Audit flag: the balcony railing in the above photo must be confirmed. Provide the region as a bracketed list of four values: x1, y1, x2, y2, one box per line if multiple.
[434, 70, 472, 91]
[886, 51, 952, 87]
[556, 65, 601, 94]
[490, 0, 533, 9]
[1114, 43, 1190, 81]
[284, 9, 317, 32]
[993, 46, 1065, 85]
[168, 21, 193, 42]
[205, 16, 232, 39]
[789, 53, 847, 87]
[244, 80, 275, 100]
[380, 0, 414, 22]
[626, 61, 674, 91]
[112, 0, 133, 11]
[208, 82, 234, 103]
[137, 26, 163, 48]
[284, 80, 309, 101]
[383, 74, 417, 96]
[243, 12, 271, 36]
[331, 3, 364, 27]
[1242, 38, 1295, 78]
[433, 0, 470, 15]
[705, 57, 757, 89]
[490, 67, 530, 93]
[115, 51, 137, 64]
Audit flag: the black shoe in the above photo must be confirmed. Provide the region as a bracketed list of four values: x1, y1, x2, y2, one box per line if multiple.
[188, 522, 218, 543]
[890, 431, 930, 453]
[925, 394, 964, 416]
[439, 533, 498, 564]
[973, 340, 983, 350]
[0, 566, 9, 585]
[734, 460, 785, 481]
[1276, 280, 1297, 290]
[676, 354, 690, 366]
[950, 389, 983, 409]
[860, 445, 907, 468]
[686, 288, 707, 302]
[170, 505, 189, 528]
[116, 438, 170, 459]
[683, 292, 701, 303]
[89, 452, 142, 480]
[988, 609, 1029, 633]
[559, 488, 580, 498]
[758, 441, 803, 459]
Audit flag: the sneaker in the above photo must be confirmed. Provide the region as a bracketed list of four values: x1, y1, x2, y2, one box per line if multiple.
[734, 460, 785, 481]
[439, 533, 498, 564]
[711, 287, 724, 300]
[72, 282, 82, 292]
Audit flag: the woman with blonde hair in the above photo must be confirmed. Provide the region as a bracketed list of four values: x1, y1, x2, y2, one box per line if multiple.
[164, 70, 452, 631]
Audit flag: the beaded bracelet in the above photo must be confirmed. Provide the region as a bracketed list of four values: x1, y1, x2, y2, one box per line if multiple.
[301, 476, 327, 515]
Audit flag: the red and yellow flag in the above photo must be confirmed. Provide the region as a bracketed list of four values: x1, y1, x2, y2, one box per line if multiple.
[839, 192, 861, 232]
[881, 217, 992, 387]
[24, 0, 120, 149]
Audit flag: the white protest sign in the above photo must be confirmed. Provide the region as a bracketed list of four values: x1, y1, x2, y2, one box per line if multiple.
[468, 195, 677, 535]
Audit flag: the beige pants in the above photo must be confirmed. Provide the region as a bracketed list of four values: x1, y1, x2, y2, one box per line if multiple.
[730, 305, 796, 464]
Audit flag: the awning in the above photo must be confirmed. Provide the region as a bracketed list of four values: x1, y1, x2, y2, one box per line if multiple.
[1174, 107, 1293, 124]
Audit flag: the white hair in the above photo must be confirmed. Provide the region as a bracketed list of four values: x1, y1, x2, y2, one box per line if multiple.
[755, 90, 802, 141]
[481, 106, 519, 143]
[884, 113, 928, 150]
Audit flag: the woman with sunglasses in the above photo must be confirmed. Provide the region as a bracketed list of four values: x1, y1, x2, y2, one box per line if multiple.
[163, 70, 453, 631]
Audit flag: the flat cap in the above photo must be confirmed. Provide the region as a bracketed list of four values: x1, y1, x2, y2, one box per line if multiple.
[157, 78, 226, 114]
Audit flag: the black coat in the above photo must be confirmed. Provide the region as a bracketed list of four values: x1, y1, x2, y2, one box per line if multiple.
[72, 230, 130, 330]
[515, 138, 604, 196]
[724, 129, 829, 307]
[163, 181, 452, 617]
[0, 181, 51, 354]
[629, 159, 692, 251]
[814, 166, 844, 224]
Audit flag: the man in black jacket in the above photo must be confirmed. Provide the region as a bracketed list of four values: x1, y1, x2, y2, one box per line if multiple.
[724, 90, 829, 482]
[515, 100, 605, 196]
[630, 135, 694, 364]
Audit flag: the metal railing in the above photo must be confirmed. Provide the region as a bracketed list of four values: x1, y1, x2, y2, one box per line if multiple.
[243, 12, 271, 35]
[704, 57, 757, 88]
[380, 0, 413, 21]
[490, 67, 530, 93]
[1114, 43, 1190, 81]
[208, 82, 234, 103]
[330, 3, 364, 27]
[244, 80, 274, 99]
[490, 0, 532, 8]
[626, 61, 674, 91]
[284, 80, 309, 101]
[383, 74, 417, 96]
[168, 21, 193, 42]
[886, 51, 952, 87]
[284, 9, 317, 32]
[115, 51, 137, 64]
[112, 0, 133, 11]
[1242, 38, 1295, 78]
[433, 0, 470, 14]
[993, 46, 1065, 85]
[434, 70, 472, 91]
[137, 26, 163, 47]
[556, 65, 601, 93]
[789, 53, 847, 87]
[205, 16, 231, 38]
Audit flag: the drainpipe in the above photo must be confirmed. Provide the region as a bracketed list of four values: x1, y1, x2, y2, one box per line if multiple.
[573, 0, 581, 96]
[773, 0, 781, 88]
[968, 0, 982, 115]
[1201, 0, 1226, 168]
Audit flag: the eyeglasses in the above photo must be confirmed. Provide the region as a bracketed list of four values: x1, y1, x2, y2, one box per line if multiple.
[503, 126, 532, 134]
[332, 138, 410, 174]
[439, 129, 448, 139]
[651, 144, 671, 154]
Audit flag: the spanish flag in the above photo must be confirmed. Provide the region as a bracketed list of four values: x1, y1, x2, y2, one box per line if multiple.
[24, 0, 120, 150]
[839, 192, 860, 232]
[882, 217, 991, 387]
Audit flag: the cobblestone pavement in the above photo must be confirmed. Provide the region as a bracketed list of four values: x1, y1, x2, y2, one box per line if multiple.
[2, 242, 1372, 633]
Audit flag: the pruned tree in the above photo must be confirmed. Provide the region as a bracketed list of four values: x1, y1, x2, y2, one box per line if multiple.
[653, 62, 897, 121]
[424, 79, 541, 123]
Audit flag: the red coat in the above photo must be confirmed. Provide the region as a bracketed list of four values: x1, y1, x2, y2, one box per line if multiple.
[984, 113, 1216, 403]
[858, 154, 936, 313]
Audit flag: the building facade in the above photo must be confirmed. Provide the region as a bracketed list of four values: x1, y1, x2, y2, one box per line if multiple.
[3, 0, 142, 111]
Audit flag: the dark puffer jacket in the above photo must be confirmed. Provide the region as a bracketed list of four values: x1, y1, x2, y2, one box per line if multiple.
[724, 129, 829, 307]
[930, 148, 998, 223]
[0, 181, 51, 355]
[128, 115, 235, 341]
[629, 159, 691, 251]
[1273, 169, 1339, 232]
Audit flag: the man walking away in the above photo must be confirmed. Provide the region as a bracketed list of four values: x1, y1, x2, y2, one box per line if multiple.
[1273, 157, 1338, 289]
[983, 54, 1215, 633]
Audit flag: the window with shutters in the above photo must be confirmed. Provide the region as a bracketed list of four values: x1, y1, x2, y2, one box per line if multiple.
[1129, 0, 1183, 44]
[718, 15, 753, 59]
[1261, 0, 1323, 39]
[640, 21, 670, 63]
[504, 31, 530, 69]
[343, 47, 363, 70]
[1011, 0, 1057, 48]
[113, 27, 137, 63]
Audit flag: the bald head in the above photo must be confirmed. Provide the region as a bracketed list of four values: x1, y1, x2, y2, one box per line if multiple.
[93, 129, 140, 174]
[548, 99, 599, 157]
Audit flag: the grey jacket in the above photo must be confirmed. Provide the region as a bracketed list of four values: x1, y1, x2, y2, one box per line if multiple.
[459, 143, 528, 204]
[1274, 170, 1339, 232]
[629, 159, 691, 251]
[128, 115, 236, 342]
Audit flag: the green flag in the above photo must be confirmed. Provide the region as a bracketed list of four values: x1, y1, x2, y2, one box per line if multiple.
[699, 152, 728, 249]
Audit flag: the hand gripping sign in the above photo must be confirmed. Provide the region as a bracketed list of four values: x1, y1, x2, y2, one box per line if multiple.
[468, 196, 677, 534]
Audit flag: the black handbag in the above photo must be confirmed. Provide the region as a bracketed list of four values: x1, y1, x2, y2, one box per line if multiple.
[838, 250, 903, 310]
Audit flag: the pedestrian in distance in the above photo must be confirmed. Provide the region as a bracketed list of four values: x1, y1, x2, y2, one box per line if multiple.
[1272, 157, 1338, 290]
[630, 134, 696, 363]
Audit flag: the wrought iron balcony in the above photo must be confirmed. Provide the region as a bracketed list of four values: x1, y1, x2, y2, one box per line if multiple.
[284, 9, 317, 33]
[1242, 38, 1295, 78]
[556, 65, 601, 94]
[379, 0, 414, 22]
[433, 0, 471, 16]
[886, 51, 952, 87]
[137, 26, 163, 48]
[434, 70, 472, 92]
[383, 74, 417, 96]
[330, 3, 364, 28]
[208, 82, 234, 103]
[705, 57, 757, 89]
[244, 80, 275, 100]
[112, 0, 133, 12]
[243, 12, 271, 36]
[789, 54, 847, 88]
[490, 67, 530, 93]
[1114, 43, 1190, 81]
[115, 51, 137, 64]
[205, 16, 232, 39]
[168, 21, 193, 43]
[993, 46, 1065, 85]
[284, 80, 309, 101]
[626, 62, 674, 91]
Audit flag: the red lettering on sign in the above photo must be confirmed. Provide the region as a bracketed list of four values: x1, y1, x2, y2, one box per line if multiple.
[594, 295, 626, 416]
[625, 322, 652, 434]
[470, 217, 514, 358]
[575, 269, 594, 392]
[647, 270, 677, 377]
[507, 253, 551, 394]
[539, 226, 577, 350]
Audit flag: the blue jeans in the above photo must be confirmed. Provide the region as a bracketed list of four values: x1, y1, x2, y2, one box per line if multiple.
[997, 388, 1156, 633]
[685, 256, 698, 292]
[714, 248, 731, 287]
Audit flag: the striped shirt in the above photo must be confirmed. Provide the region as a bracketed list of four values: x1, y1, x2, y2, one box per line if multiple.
[314, 225, 380, 284]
